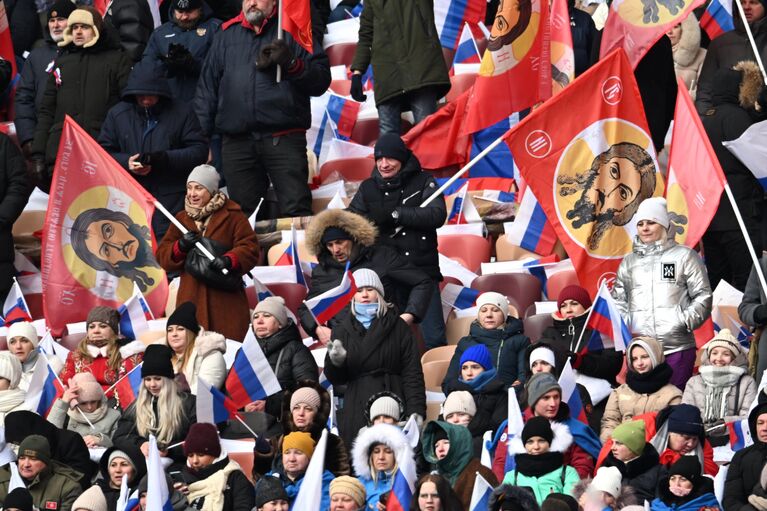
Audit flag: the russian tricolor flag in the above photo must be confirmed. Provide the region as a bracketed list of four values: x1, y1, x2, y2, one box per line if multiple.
[453, 22, 480, 68]
[506, 189, 558, 256]
[582, 283, 631, 353]
[118, 289, 151, 341]
[435, 177, 516, 195]
[0, 279, 32, 326]
[441, 283, 481, 310]
[326, 94, 361, 139]
[225, 329, 282, 408]
[13, 250, 42, 295]
[197, 376, 241, 425]
[304, 262, 357, 325]
[727, 418, 752, 451]
[113, 363, 144, 409]
[434, 0, 486, 49]
[386, 447, 417, 511]
[446, 183, 482, 224]
[292, 429, 329, 511]
[146, 435, 174, 511]
[23, 356, 63, 417]
[559, 358, 588, 425]
[275, 225, 307, 287]
[468, 472, 494, 511]
[253, 276, 274, 302]
[701, 0, 734, 40]
[505, 387, 525, 472]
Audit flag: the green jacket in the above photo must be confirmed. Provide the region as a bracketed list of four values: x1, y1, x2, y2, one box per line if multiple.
[351, 0, 450, 105]
[422, 421, 474, 484]
[0, 461, 82, 511]
[502, 464, 580, 505]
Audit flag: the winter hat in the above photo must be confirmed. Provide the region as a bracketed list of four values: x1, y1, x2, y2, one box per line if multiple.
[172, 0, 203, 10]
[255, 476, 290, 507]
[704, 329, 741, 359]
[668, 456, 702, 486]
[140, 344, 175, 379]
[187, 164, 220, 194]
[460, 344, 494, 370]
[522, 415, 554, 443]
[529, 345, 557, 370]
[634, 197, 670, 229]
[70, 372, 103, 404]
[283, 431, 316, 457]
[108, 450, 136, 471]
[590, 466, 623, 498]
[62, 8, 102, 48]
[476, 292, 510, 322]
[330, 476, 367, 507]
[628, 336, 664, 370]
[3, 487, 33, 511]
[374, 133, 410, 163]
[0, 352, 22, 389]
[184, 423, 221, 457]
[611, 420, 646, 456]
[167, 301, 199, 334]
[351, 268, 385, 298]
[489, 484, 540, 511]
[290, 387, 321, 412]
[557, 285, 592, 310]
[253, 296, 289, 328]
[542, 494, 579, 511]
[442, 391, 477, 418]
[321, 226, 353, 245]
[525, 372, 562, 408]
[48, 0, 75, 20]
[87, 305, 120, 334]
[666, 404, 704, 438]
[18, 435, 51, 466]
[432, 427, 449, 447]
[71, 484, 107, 511]
[369, 395, 402, 422]
[7, 321, 39, 347]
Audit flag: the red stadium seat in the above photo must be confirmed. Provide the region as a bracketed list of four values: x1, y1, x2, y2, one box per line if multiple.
[318, 157, 374, 184]
[546, 270, 580, 302]
[325, 43, 357, 68]
[471, 273, 543, 318]
[524, 313, 555, 343]
[437, 234, 491, 273]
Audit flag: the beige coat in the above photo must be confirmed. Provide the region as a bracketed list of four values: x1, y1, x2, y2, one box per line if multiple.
[600, 383, 683, 441]
[672, 14, 707, 98]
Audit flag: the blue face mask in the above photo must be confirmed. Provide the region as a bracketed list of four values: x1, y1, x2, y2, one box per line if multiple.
[354, 302, 379, 329]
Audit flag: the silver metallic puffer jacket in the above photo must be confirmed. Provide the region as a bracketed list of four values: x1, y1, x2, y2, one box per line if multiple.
[612, 238, 712, 354]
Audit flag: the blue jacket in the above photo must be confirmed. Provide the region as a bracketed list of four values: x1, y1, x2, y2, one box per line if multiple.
[650, 492, 720, 511]
[273, 469, 334, 511]
[359, 470, 394, 510]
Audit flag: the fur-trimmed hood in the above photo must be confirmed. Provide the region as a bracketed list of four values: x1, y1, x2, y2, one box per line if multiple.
[672, 14, 702, 67]
[351, 423, 414, 478]
[304, 209, 378, 257]
[734, 60, 762, 108]
[489, 484, 541, 511]
[508, 421, 573, 455]
[193, 331, 227, 357]
[281, 379, 332, 437]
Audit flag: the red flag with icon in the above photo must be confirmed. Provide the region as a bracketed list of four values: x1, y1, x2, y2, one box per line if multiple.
[282, 0, 313, 53]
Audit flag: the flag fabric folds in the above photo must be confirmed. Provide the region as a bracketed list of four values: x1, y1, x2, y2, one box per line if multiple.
[0, 280, 32, 326]
[559, 358, 589, 425]
[468, 472, 494, 511]
[434, 0, 487, 50]
[506, 189, 558, 256]
[197, 376, 241, 425]
[582, 282, 632, 352]
[275, 225, 307, 287]
[550, 0, 575, 94]
[453, 22, 481, 67]
[700, 0, 734, 40]
[385, 438, 417, 511]
[225, 329, 282, 408]
[292, 429, 329, 511]
[118, 292, 151, 341]
[722, 119, 767, 190]
[114, 363, 144, 410]
[282, 0, 314, 53]
[23, 356, 63, 417]
[304, 262, 357, 325]
[146, 435, 174, 511]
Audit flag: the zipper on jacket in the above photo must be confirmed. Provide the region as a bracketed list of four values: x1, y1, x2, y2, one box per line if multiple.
[497, 338, 505, 368]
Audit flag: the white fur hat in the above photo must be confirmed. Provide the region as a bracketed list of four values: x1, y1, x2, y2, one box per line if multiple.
[635, 197, 669, 229]
[7, 321, 39, 347]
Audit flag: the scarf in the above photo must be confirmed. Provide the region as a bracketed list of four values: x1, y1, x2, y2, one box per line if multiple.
[626, 362, 674, 394]
[186, 460, 241, 511]
[514, 452, 565, 478]
[459, 367, 498, 391]
[0, 389, 25, 412]
[67, 398, 109, 425]
[698, 365, 746, 423]
[354, 302, 379, 329]
[185, 192, 227, 232]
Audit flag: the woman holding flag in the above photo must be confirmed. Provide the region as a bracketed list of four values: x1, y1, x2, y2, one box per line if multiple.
[6, 321, 63, 392]
[351, 423, 413, 510]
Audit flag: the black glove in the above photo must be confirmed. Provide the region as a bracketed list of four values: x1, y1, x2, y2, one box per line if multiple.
[350, 73, 366, 102]
[367, 204, 395, 228]
[31, 156, 47, 184]
[139, 151, 169, 172]
[178, 231, 201, 252]
[163, 43, 198, 73]
[254, 434, 271, 454]
[256, 39, 294, 69]
[21, 141, 33, 159]
[755, 304, 767, 325]
[210, 255, 232, 272]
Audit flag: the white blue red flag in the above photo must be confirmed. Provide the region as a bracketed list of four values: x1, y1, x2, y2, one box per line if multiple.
[434, 0, 486, 50]
[197, 376, 241, 424]
[13, 251, 42, 295]
[113, 363, 144, 410]
[0, 280, 32, 326]
[275, 225, 307, 287]
[146, 435, 173, 511]
[453, 23, 481, 68]
[38, 331, 71, 366]
[326, 94, 360, 140]
[385, 444, 417, 510]
[446, 183, 482, 224]
[727, 418, 752, 450]
[559, 358, 588, 425]
[225, 329, 282, 408]
[582, 282, 631, 353]
[292, 429, 328, 511]
[23, 356, 63, 417]
[118, 290, 151, 341]
[505, 387, 525, 471]
[304, 262, 357, 325]
[441, 283, 481, 311]
[505, 189, 558, 256]
[701, 0, 733, 40]
[252, 276, 274, 302]
[469, 472, 494, 511]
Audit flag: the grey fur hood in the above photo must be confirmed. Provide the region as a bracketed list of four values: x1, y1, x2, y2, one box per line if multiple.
[193, 331, 227, 357]
[672, 14, 702, 67]
[305, 209, 378, 257]
[351, 423, 413, 478]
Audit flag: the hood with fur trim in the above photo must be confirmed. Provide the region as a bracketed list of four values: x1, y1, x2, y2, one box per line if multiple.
[734, 61, 762, 108]
[508, 421, 573, 455]
[281, 379, 332, 437]
[489, 484, 541, 511]
[672, 14, 702, 67]
[351, 423, 414, 478]
[193, 331, 227, 357]
[305, 209, 378, 257]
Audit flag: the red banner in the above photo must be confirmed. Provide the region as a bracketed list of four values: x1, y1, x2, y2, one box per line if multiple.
[504, 49, 664, 294]
[282, 0, 313, 54]
[600, 0, 705, 68]
[550, 0, 575, 95]
[665, 77, 726, 248]
[42, 117, 168, 335]
[463, 0, 551, 133]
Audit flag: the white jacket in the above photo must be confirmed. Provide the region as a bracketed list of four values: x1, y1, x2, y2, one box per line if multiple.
[182, 331, 227, 394]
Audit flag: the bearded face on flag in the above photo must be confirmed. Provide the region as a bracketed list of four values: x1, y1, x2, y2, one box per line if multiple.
[482, 0, 541, 74]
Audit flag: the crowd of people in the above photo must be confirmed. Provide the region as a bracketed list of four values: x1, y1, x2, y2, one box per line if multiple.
[1, 0, 767, 509]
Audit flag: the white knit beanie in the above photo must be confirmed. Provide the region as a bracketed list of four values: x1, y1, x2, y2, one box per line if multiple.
[7, 321, 39, 347]
[590, 466, 623, 499]
[253, 296, 289, 328]
[529, 346, 556, 369]
[369, 396, 402, 422]
[704, 328, 742, 359]
[72, 484, 108, 511]
[476, 292, 509, 322]
[442, 390, 476, 418]
[635, 197, 670, 229]
[352, 268, 385, 298]
[187, 164, 220, 194]
[0, 352, 22, 389]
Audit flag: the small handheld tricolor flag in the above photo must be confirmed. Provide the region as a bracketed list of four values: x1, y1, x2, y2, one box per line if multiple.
[386, 444, 417, 510]
[146, 435, 173, 511]
[13, 250, 42, 295]
[23, 356, 63, 417]
[505, 189, 557, 256]
[38, 330, 71, 365]
[326, 94, 361, 138]
[0, 279, 32, 326]
[113, 363, 144, 409]
[304, 262, 357, 325]
[505, 387, 525, 472]
[292, 429, 328, 511]
[700, 0, 734, 40]
[118, 291, 151, 341]
[727, 418, 752, 450]
[559, 358, 589, 425]
[446, 183, 482, 224]
[197, 376, 241, 425]
[577, 282, 631, 354]
[225, 329, 282, 408]
[468, 472, 494, 511]
[275, 224, 307, 287]
[452, 22, 481, 68]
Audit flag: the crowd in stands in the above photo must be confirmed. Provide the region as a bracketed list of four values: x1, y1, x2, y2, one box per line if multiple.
[2, 0, 767, 509]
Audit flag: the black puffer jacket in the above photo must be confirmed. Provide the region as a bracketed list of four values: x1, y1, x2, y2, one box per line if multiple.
[601, 443, 667, 503]
[723, 401, 767, 511]
[96, 441, 147, 511]
[195, 11, 330, 136]
[257, 321, 319, 418]
[181, 457, 254, 511]
[104, 0, 155, 62]
[325, 307, 426, 450]
[539, 310, 624, 386]
[14, 36, 59, 145]
[569, 1, 597, 76]
[445, 376, 507, 441]
[347, 151, 447, 280]
[7, 0, 40, 57]
[0, 133, 29, 276]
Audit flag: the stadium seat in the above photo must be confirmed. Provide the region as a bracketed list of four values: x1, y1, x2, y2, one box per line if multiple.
[325, 43, 357, 68]
[546, 270, 580, 301]
[437, 234, 491, 273]
[471, 273, 543, 318]
[350, 118, 413, 147]
[421, 345, 457, 366]
[495, 234, 541, 262]
[329, 79, 351, 96]
[426, 401, 442, 421]
[0, 337, 6, 350]
[165, 282, 179, 318]
[445, 73, 477, 103]
[229, 451, 255, 483]
[523, 313, 555, 343]
[318, 157, 373, 184]
[262, 282, 308, 316]
[423, 360, 450, 391]
[61, 332, 86, 350]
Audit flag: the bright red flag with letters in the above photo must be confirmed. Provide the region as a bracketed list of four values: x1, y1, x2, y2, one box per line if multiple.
[282, 0, 313, 53]
[665, 78, 725, 248]
[504, 49, 664, 294]
[42, 117, 168, 336]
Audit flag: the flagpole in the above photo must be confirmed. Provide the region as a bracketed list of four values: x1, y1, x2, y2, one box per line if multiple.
[152, 200, 229, 275]
[733, 0, 767, 83]
[235, 415, 261, 439]
[724, 183, 767, 297]
[276, 0, 283, 83]
[572, 286, 599, 354]
[104, 362, 143, 397]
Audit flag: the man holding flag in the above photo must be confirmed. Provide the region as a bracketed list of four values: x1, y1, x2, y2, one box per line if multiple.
[195, 0, 331, 218]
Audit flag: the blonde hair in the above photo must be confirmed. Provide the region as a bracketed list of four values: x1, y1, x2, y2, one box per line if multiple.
[168, 328, 197, 373]
[135, 377, 187, 447]
[368, 443, 398, 484]
[76, 333, 122, 372]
